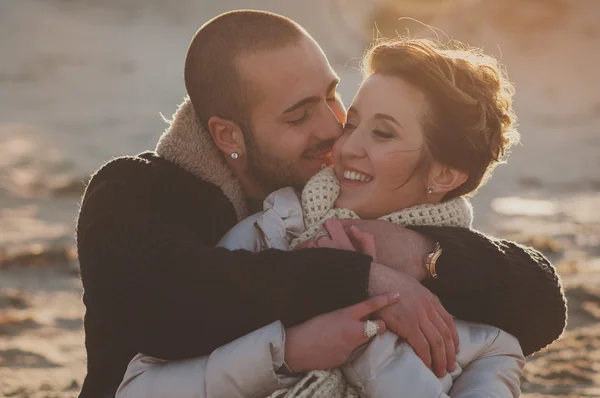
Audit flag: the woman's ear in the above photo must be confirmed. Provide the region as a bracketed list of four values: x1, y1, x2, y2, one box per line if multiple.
[207, 116, 246, 158]
[428, 163, 468, 195]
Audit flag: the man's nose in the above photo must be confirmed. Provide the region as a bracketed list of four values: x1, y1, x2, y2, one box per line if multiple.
[314, 103, 344, 142]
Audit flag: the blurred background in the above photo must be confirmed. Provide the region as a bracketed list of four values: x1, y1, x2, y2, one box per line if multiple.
[0, 1, 598, 397]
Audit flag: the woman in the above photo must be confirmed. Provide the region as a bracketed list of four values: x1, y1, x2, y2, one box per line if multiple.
[120, 38, 525, 397]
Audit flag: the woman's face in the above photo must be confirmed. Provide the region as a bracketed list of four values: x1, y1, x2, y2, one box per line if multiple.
[333, 74, 431, 219]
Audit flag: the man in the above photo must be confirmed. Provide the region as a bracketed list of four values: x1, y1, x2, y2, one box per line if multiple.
[76, 10, 566, 397]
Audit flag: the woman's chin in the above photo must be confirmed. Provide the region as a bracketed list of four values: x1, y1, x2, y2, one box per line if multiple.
[335, 193, 360, 213]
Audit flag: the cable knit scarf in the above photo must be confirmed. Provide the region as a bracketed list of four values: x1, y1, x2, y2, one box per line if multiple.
[290, 167, 473, 249]
[269, 167, 473, 398]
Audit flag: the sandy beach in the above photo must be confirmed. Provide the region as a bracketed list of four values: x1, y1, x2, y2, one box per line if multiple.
[1, 0, 599, 396]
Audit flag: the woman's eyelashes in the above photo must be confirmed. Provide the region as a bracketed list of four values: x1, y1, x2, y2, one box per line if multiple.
[343, 122, 395, 140]
[372, 129, 395, 140]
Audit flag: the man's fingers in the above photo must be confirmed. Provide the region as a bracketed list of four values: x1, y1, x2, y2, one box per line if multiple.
[435, 300, 459, 352]
[323, 219, 355, 250]
[407, 330, 432, 370]
[420, 319, 447, 377]
[431, 311, 457, 373]
[348, 293, 400, 319]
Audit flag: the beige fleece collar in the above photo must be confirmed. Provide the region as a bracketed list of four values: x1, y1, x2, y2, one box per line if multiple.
[155, 97, 248, 221]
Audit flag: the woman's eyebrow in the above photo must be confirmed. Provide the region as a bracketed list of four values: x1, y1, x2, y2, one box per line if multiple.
[374, 113, 404, 129]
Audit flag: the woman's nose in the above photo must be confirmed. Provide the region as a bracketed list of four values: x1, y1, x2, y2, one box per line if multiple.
[339, 127, 366, 159]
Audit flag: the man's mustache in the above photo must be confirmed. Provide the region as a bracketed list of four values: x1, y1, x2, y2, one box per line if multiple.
[303, 140, 336, 157]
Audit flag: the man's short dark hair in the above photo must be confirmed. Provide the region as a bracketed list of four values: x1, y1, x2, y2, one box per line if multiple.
[184, 10, 306, 129]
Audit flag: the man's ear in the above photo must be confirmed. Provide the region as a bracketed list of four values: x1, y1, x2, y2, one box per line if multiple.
[428, 163, 468, 194]
[207, 116, 246, 158]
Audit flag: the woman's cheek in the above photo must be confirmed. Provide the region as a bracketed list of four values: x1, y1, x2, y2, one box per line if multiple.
[332, 136, 346, 164]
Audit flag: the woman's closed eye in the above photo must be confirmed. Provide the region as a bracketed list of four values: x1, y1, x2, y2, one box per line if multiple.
[372, 129, 395, 140]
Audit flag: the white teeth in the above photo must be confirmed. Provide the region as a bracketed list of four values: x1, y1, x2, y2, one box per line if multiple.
[343, 170, 373, 182]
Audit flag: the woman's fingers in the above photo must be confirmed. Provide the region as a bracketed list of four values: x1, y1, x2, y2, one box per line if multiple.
[347, 293, 400, 319]
[314, 236, 337, 249]
[323, 219, 355, 250]
[356, 319, 386, 344]
[348, 226, 377, 260]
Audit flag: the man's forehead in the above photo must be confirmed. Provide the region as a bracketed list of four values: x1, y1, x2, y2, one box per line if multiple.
[237, 38, 337, 106]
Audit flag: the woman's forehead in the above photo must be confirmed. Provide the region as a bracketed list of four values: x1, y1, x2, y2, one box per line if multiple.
[351, 74, 428, 121]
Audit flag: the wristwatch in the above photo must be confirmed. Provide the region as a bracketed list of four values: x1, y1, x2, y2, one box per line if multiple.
[425, 242, 442, 279]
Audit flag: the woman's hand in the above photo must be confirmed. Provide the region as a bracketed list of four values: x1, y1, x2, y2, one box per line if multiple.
[296, 218, 377, 260]
[284, 293, 399, 373]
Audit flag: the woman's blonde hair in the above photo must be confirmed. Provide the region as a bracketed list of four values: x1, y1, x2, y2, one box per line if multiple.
[362, 37, 520, 199]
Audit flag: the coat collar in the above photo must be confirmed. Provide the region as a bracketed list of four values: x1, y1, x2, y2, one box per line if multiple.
[156, 97, 248, 221]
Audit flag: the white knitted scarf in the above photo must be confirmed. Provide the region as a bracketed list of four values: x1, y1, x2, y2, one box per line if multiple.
[268, 167, 473, 398]
[290, 167, 473, 249]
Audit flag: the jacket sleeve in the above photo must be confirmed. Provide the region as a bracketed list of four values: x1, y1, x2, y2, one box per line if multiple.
[409, 225, 567, 356]
[77, 161, 372, 360]
[117, 322, 299, 398]
[450, 328, 525, 398]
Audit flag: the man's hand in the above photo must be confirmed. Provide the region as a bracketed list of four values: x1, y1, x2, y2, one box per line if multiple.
[370, 263, 459, 377]
[284, 293, 399, 373]
[323, 219, 435, 281]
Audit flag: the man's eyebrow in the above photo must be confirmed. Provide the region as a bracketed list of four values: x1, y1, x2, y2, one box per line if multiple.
[282, 78, 341, 114]
[375, 113, 404, 129]
[282, 96, 320, 114]
[326, 78, 340, 96]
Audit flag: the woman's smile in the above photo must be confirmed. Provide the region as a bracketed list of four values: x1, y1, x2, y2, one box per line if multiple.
[341, 167, 374, 186]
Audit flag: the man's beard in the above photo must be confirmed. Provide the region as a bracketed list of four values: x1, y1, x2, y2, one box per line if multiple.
[243, 128, 334, 194]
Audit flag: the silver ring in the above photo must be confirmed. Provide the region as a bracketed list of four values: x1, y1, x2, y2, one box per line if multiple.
[363, 320, 379, 339]
[314, 230, 330, 241]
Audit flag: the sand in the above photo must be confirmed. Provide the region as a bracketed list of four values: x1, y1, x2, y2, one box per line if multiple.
[1, 0, 599, 397]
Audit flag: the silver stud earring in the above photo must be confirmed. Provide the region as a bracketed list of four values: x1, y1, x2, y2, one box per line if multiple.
[427, 186, 435, 194]
[230, 152, 239, 159]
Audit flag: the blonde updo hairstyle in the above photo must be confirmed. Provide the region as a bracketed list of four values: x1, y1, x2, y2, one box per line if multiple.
[362, 38, 520, 200]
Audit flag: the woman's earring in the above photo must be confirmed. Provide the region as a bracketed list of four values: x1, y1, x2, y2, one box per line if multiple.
[230, 152, 239, 159]
[427, 186, 435, 194]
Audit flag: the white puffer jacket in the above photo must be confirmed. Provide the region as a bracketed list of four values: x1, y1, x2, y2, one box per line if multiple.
[118, 187, 525, 398]
[117, 321, 300, 398]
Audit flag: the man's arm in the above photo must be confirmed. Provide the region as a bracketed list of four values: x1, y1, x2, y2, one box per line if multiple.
[412, 225, 566, 356]
[330, 219, 567, 356]
[77, 162, 372, 360]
